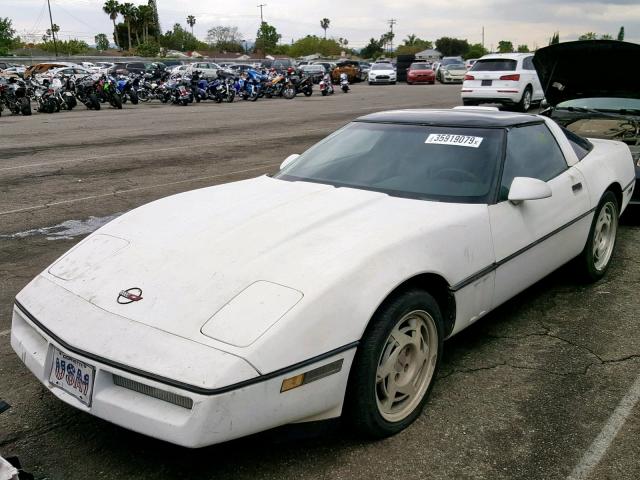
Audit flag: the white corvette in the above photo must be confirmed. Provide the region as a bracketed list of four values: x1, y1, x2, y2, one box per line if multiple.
[11, 108, 635, 447]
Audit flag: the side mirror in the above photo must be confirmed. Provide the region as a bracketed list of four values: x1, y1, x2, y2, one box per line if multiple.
[508, 177, 552, 204]
[280, 153, 299, 170]
[540, 98, 549, 108]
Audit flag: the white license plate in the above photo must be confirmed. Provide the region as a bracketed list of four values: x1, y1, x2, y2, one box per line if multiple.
[49, 347, 95, 406]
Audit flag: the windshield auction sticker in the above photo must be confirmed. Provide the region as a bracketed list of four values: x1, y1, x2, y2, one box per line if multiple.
[425, 134, 483, 148]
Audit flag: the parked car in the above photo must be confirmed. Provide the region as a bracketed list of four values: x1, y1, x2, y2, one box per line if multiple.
[186, 62, 221, 79]
[438, 63, 466, 84]
[48, 66, 93, 78]
[91, 62, 114, 74]
[406, 62, 435, 84]
[536, 39, 640, 207]
[368, 63, 396, 85]
[312, 61, 337, 74]
[461, 53, 544, 112]
[24, 62, 76, 78]
[299, 64, 326, 83]
[359, 62, 371, 80]
[434, 56, 463, 79]
[465, 59, 478, 70]
[11, 107, 634, 447]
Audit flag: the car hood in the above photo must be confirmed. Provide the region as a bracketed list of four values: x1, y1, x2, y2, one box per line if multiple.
[42, 176, 483, 348]
[533, 40, 640, 106]
[409, 69, 434, 74]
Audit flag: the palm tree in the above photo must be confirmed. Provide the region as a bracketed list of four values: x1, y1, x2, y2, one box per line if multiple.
[103, 0, 120, 48]
[404, 34, 417, 46]
[137, 4, 153, 43]
[187, 15, 196, 36]
[119, 2, 135, 50]
[320, 18, 330, 39]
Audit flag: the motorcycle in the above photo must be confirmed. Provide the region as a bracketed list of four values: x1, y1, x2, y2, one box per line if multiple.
[74, 75, 101, 110]
[340, 72, 350, 93]
[160, 77, 192, 106]
[116, 74, 139, 105]
[0, 77, 32, 116]
[240, 69, 266, 102]
[319, 73, 335, 96]
[97, 74, 123, 109]
[32, 79, 58, 113]
[291, 73, 313, 97]
[49, 77, 76, 111]
[188, 71, 209, 102]
[137, 74, 162, 102]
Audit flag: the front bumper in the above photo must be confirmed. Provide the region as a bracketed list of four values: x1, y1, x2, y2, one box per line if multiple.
[368, 76, 396, 84]
[11, 304, 356, 447]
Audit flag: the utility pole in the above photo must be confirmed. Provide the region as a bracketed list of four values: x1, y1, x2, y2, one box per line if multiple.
[387, 18, 397, 53]
[257, 4, 266, 23]
[482, 26, 485, 51]
[46, 0, 58, 57]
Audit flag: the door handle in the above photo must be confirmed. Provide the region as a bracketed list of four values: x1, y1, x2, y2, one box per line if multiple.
[572, 182, 582, 192]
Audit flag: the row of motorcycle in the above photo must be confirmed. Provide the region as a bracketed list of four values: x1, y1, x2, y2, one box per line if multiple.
[0, 68, 351, 116]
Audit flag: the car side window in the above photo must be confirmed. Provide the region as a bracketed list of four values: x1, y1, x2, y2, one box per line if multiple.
[522, 57, 534, 70]
[499, 123, 568, 201]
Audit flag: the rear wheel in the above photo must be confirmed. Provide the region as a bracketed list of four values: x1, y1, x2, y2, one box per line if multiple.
[346, 289, 443, 438]
[19, 98, 32, 116]
[576, 191, 619, 282]
[112, 94, 123, 109]
[517, 86, 532, 112]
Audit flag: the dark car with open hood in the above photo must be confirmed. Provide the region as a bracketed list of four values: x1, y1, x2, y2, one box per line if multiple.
[535, 40, 640, 206]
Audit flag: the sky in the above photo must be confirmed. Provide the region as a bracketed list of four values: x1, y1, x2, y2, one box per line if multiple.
[4, 0, 640, 50]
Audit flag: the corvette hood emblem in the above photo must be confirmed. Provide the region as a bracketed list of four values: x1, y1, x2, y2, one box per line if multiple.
[117, 287, 143, 304]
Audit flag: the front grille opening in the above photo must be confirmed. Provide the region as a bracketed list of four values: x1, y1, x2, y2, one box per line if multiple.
[112, 374, 194, 409]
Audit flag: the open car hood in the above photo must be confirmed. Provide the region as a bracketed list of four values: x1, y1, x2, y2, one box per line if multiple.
[533, 40, 640, 106]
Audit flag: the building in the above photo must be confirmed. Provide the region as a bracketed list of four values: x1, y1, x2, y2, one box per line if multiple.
[415, 49, 442, 61]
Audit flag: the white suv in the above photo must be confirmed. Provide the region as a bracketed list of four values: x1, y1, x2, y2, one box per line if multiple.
[461, 53, 544, 112]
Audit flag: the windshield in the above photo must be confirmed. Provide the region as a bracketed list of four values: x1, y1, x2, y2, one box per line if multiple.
[410, 63, 431, 70]
[471, 59, 517, 71]
[446, 64, 465, 70]
[372, 64, 393, 71]
[274, 122, 504, 203]
[556, 97, 640, 113]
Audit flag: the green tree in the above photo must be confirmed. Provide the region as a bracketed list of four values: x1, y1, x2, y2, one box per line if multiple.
[95, 33, 110, 51]
[396, 35, 433, 55]
[40, 39, 89, 55]
[435, 37, 469, 56]
[516, 44, 529, 53]
[0, 17, 17, 55]
[288, 35, 341, 57]
[465, 43, 487, 59]
[187, 15, 196, 36]
[320, 18, 330, 39]
[160, 23, 206, 51]
[549, 31, 560, 45]
[360, 37, 383, 59]
[136, 39, 159, 57]
[497, 40, 514, 53]
[617, 26, 624, 41]
[103, 0, 120, 48]
[579, 32, 597, 40]
[137, 4, 153, 43]
[119, 2, 136, 49]
[254, 21, 280, 54]
[600, 34, 613, 40]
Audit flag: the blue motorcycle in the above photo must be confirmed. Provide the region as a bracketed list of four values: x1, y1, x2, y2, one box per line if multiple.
[241, 69, 266, 102]
[115, 75, 139, 105]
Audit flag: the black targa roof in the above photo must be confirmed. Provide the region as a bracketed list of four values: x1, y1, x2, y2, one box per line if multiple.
[355, 109, 542, 128]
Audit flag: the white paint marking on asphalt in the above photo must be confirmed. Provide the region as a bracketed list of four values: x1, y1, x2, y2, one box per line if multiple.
[567, 373, 640, 480]
[0, 329, 11, 337]
[0, 164, 278, 216]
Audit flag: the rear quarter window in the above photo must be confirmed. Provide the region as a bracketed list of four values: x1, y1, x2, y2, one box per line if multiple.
[472, 59, 517, 71]
[560, 126, 594, 160]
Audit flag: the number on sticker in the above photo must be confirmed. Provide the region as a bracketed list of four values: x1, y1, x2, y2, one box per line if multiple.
[425, 133, 483, 148]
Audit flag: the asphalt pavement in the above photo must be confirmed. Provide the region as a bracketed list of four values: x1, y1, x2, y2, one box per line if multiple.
[0, 84, 638, 480]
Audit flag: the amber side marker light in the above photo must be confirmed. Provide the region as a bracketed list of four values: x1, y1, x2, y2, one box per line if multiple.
[280, 359, 344, 393]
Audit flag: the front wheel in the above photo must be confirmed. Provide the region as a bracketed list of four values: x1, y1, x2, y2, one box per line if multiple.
[19, 98, 32, 116]
[346, 289, 443, 438]
[575, 191, 619, 282]
[112, 94, 123, 109]
[130, 92, 139, 105]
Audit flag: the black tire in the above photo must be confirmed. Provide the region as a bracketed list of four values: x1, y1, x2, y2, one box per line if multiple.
[19, 98, 32, 116]
[321, 90, 327, 96]
[346, 289, 444, 438]
[516, 86, 532, 112]
[130, 92, 138, 105]
[112, 94, 123, 109]
[181, 99, 189, 106]
[575, 191, 619, 282]
[90, 94, 100, 110]
[303, 89, 312, 97]
[462, 99, 478, 106]
[138, 91, 149, 102]
[226, 92, 235, 103]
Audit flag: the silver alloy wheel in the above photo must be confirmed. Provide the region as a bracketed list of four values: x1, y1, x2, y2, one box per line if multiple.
[593, 201, 618, 271]
[375, 310, 438, 423]
[522, 89, 531, 111]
